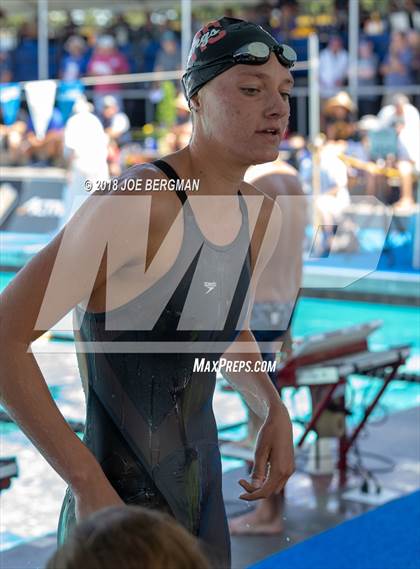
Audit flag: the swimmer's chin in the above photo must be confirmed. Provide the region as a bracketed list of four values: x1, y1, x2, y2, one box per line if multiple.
[250, 150, 280, 165]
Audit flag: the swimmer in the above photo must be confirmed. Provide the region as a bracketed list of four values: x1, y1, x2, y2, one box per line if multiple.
[229, 158, 307, 535]
[0, 17, 296, 569]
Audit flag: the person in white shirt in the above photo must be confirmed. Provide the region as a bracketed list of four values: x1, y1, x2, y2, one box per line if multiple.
[62, 96, 109, 222]
[300, 139, 350, 254]
[100, 95, 131, 144]
[319, 35, 349, 100]
[378, 93, 419, 208]
[99, 95, 131, 176]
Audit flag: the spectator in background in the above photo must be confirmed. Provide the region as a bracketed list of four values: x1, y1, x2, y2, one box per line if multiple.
[405, 0, 420, 31]
[107, 15, 136, 75]
[62, 96, 109, 221]
[351, 114, 400, 203]
[323, 91, 357, 142]
[12, 22, 38, 82]
[108, 14, 133, 48]
[100, 95, 131, 146]
[319, 35, 349, 100]
[378, 93, 420, 208]
[0, 107, 29, 166]
[58, 12, 80, 45]
[362, 10, 386, 36]
[252, 2, 272, 29]
[163, 92, 192, 154]
[154, 31, 182, 72]
[273, 1, 297, 41]
[152, 31, 182, 104]
[0, 48, 12, 82]
[99, 95, 131, 176]
[60, 36, 88, 82]
[46, 505, 210, 569]
[389, 0, 420, 33]
[139, 34, 160, 73]
[87, 35, 130, 113]
[0, 8, 13, 82]
[357, 39, 379, 117]
[134, 13, 160, 73]
[333, 0, 349, 35]
[407, 29, 420, 105]
[20, 107, 64, 166]
[380, 31, 413, 88]
[300, 138, 351, 254]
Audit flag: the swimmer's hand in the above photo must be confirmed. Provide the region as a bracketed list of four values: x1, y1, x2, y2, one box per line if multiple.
[74, 477, 125, 521]
[238, 403, 294, 501]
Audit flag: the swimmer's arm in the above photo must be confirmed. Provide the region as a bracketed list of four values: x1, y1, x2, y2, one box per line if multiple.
[222, 327, 294, 500]
[221, 190, 294, 498]
[249, 168, 306, 296]
[0, 169, 155, 494]
[221, 329, 285, 420]
[221, 184, 286, 418]
[221, 329, 294, 500]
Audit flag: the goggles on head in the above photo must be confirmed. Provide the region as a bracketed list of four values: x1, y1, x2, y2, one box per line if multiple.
[232, 41, 297, 68]
[182, 41, 296, 101]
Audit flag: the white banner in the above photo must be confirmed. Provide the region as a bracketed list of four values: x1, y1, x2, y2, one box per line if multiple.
[25, 80, 57, 140]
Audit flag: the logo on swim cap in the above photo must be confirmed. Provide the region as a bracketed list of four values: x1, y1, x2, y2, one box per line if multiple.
[188, 20, 227, 66]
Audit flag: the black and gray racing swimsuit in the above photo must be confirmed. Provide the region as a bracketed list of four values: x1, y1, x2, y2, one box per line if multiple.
[57, 160, 252, 568]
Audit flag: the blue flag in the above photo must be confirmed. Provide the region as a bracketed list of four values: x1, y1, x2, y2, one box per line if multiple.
[56, 80, 84, 123]
[0, 83, 21, 125]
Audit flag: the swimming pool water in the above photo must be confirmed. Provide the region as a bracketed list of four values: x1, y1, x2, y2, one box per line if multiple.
[294, 297, 420, 352]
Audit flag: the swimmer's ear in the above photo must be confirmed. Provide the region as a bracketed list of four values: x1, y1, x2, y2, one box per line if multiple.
[190, 93, 201, 113]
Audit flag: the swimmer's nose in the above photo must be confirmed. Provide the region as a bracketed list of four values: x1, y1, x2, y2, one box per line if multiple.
[264, 92, 290, 119]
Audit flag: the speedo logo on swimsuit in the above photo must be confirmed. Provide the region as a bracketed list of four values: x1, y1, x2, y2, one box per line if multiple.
[204, 281, 217, 294]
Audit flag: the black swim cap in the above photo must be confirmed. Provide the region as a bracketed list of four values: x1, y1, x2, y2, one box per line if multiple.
[182, 17, 296, 102]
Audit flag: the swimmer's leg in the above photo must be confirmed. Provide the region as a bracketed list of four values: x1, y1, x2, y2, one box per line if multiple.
[229, 493, 285, 535]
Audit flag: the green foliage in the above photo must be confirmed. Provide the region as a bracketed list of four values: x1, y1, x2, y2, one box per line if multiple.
[156, 81, 177, 129]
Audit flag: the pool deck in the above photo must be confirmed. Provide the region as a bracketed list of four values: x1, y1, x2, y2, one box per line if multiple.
[1, 400, 418, 569]
[228, 405, 420, 569]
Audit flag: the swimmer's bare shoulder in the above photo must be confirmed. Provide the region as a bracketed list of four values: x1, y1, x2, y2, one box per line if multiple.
[247, 160, 303, 199]
[0, 163, 177, 344]
[239, 179, 282, 274]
